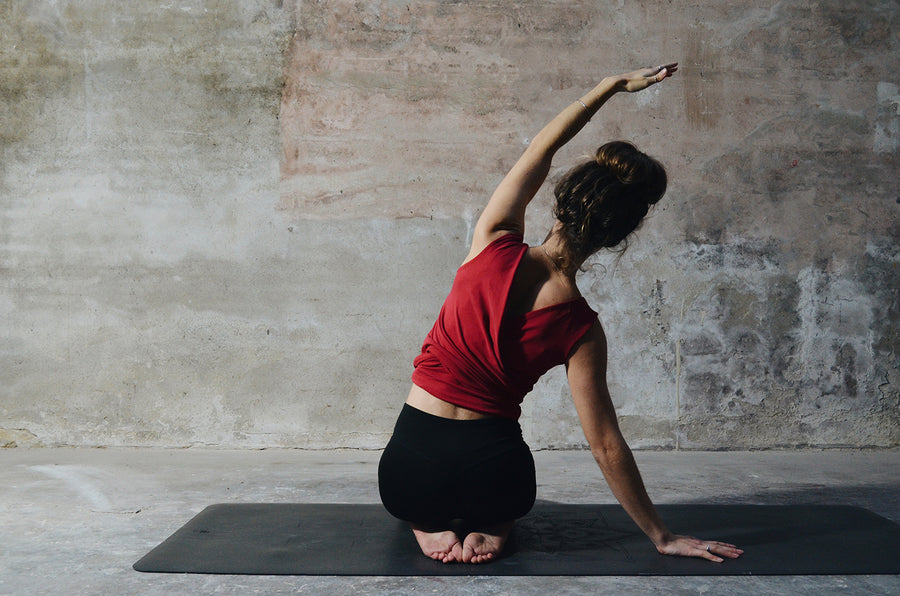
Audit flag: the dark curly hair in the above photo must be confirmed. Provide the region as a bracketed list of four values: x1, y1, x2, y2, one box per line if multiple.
[553, 141, 667, 265]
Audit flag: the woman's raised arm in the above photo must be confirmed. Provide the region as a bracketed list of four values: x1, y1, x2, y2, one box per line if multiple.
[465, 63, 678, 262]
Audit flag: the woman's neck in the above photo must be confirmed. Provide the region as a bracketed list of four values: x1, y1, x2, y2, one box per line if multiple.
[541, 223, 583, 279]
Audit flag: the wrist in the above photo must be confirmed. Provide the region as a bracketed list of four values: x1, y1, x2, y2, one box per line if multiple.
[600, 75, 627, 93]
[650, 528, 674, 547]
[577, 78, 621, 115]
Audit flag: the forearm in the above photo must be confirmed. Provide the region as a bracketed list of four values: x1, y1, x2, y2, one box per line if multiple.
[592, 435, 671, 546]
[527, 76, 624, 158]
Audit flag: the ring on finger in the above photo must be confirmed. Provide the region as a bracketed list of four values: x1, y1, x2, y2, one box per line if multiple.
[706, 544, 711, 552]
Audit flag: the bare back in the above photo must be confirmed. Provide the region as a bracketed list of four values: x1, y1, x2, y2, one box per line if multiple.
[504, 246, 582, 319]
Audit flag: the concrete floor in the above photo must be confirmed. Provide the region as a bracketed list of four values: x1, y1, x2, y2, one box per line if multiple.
[1, 448, 898, 595]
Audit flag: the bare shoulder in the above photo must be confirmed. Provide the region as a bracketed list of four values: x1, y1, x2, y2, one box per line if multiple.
[568, 321, 608, 364]
[463, 229, 520, 265]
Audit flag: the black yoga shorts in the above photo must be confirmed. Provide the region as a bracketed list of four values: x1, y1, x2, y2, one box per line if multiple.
[378, 404, 536, 527]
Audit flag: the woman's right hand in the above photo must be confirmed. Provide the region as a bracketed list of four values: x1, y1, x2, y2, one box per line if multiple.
[613, 63, 679, 93]
[655, 532, 743, 563]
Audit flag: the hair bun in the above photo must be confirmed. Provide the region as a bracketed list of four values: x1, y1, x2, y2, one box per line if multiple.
[595, 141, 667, 204]
[553, 141, 667, 259]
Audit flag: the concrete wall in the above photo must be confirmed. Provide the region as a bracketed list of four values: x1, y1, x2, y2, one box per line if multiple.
[1, 0, 897, 449]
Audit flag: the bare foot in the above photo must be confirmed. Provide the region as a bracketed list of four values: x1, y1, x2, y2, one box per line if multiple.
[410, 524, 463, 563]
[461, 521, 513, 564]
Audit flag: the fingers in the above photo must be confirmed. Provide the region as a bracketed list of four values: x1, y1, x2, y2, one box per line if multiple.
[683, 539, 723, 563]
[696, 546, 724, 563]
[660, 535, 743, 563]
[713, 541, 744, 559]
[619, 62, 677, 92]
[654, 63, 678, 82]
[699, 540, 744, 563]
[646, 62, 678, 83]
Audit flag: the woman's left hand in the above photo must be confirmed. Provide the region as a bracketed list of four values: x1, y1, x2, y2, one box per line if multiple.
[616, 63, 679, 93]
[655, 533, 743, 563]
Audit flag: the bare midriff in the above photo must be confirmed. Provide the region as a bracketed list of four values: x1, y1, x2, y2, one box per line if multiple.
[406, 384, 493, 420]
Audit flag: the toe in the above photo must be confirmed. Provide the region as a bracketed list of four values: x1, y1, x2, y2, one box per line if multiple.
[461, 545, 474, 564]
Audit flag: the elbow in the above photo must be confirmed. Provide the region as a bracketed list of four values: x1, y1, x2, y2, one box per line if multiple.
[589, 433, 631, 470]
[525, 132, 561, 162]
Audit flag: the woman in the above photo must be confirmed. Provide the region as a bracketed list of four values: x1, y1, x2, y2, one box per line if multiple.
[378, 63, 743, 565]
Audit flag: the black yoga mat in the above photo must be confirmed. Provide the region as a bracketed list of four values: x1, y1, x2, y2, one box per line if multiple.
[134, 503, 900, 576]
